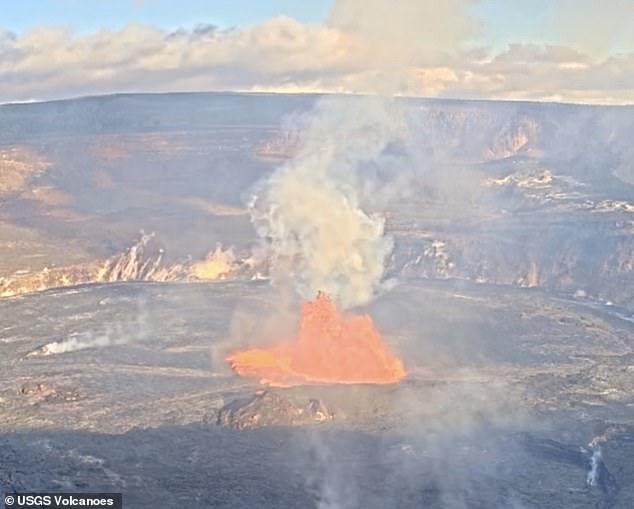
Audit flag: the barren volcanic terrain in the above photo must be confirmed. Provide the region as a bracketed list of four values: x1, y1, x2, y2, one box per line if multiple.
[1, 93, 633, 508]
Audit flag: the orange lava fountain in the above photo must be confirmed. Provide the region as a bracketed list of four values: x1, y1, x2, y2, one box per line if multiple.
[227, 292, 406, 386]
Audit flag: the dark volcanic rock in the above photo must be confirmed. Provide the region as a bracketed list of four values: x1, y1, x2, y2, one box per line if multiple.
[216, 390, 333, 430]
[522, 434, 621, 509]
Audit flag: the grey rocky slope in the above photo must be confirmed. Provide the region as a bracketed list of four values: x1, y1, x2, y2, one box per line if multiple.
[1, 93, 633, 305]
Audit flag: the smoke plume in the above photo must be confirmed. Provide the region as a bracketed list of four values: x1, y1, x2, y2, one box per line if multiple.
[247, 0, 456, 308]
[28, 301, 150, 356]
[250, 95, 408, 308]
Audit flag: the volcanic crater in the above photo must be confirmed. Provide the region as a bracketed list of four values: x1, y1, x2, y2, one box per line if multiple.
[1, 93, 634, 508]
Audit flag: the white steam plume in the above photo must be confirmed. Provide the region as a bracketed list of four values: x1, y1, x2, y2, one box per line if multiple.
[249, 0, 479, 308]
[586, 446, 602, 487]
[250, 95, 407, 308]
[36, 332, 123, 355]
[28, 303, 150, 356]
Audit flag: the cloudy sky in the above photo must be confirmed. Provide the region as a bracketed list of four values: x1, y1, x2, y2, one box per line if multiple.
[1, 0, 633, 104]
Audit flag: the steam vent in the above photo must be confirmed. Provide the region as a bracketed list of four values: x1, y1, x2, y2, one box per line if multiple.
[227, 292, 406, 386]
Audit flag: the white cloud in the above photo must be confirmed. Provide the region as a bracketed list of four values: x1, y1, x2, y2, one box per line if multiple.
[0, 12, 632, 105]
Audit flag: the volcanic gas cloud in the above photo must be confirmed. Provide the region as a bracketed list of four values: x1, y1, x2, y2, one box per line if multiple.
[227, 292, 405, 386]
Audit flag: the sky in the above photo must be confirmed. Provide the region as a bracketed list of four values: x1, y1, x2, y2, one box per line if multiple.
[3, 0, 553, 46]
[2, 0, 334, 33]
[1, 0, 633, 104]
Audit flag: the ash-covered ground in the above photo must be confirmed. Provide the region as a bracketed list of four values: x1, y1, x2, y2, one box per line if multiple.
[1, 280, 633, 508]
[1, 93, 634, 508]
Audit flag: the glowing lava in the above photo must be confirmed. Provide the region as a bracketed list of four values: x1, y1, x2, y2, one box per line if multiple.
[227, 292, 406, 386]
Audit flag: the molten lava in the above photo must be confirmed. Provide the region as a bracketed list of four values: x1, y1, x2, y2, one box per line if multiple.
[227, 292, 406, 386]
